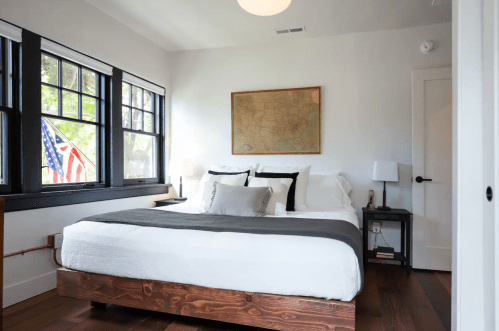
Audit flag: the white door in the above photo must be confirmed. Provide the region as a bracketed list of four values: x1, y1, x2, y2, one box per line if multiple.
[412, 67, 452, 271]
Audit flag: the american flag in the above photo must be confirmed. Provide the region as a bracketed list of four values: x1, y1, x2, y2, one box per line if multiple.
[42, 119, 87, 183]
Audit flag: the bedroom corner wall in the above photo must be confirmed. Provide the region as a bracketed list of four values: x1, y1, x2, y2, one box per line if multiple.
[0, 0, 173, 307]
[169, 22, 452, 252]
[3, 194, 174, 308]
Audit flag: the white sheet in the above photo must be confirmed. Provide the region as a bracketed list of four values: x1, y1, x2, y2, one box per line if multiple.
[61, 202, 361, 302]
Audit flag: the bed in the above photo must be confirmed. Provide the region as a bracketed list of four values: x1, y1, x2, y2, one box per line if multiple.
[57, 172, 362, 331]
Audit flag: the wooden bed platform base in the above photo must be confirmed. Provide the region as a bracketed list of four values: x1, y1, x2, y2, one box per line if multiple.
[57, 268, 355, 331]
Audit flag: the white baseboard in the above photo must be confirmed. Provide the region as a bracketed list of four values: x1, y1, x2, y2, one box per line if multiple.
[3, 270, 56, 308]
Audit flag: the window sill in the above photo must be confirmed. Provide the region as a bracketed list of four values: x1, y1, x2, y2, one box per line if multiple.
[1, 183, 171, 212]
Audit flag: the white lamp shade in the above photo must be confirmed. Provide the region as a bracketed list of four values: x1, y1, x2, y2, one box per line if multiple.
[372, 161, 399, 182]
[237, 0, 292, 16]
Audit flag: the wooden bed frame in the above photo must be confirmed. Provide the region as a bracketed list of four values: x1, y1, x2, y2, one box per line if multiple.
[57, 268, 355, 330]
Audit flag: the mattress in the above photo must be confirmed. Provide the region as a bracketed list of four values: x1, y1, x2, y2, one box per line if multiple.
[61, 202, 361, 302]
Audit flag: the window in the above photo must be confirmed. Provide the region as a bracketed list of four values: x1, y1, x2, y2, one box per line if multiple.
[0, 36, 20, 193]
[122, 81, 160, 182]
[41, 53, 102, 185]
[0, 38, 4, 185]
[0, 25, 168, 212]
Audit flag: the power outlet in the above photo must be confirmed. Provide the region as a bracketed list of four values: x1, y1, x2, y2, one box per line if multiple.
[48, 233, 63, 249]
[371, 222, 382, 234]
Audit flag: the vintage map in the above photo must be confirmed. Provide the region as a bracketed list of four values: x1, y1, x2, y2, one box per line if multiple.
[232, 87, 321, 154]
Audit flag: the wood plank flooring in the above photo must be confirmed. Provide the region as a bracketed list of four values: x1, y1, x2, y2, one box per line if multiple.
[4, 264, 451, 331]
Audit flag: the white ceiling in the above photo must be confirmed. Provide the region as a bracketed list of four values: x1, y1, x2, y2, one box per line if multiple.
[86, 0, 451, 52]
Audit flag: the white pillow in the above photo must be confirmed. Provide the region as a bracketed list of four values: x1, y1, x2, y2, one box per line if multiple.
[210, 163, 260, 176]
[191, 172, 248, 211]
[248, 176, 292, 216]
[306, 174, 353, 210]
[337, 173, 353, 194]
[257, 165, 311, 211]
[207, 182, 272, 217]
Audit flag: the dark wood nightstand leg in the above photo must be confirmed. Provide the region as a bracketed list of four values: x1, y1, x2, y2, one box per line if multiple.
[406, 220, 411, 275]
[401, 222, 405, 266]
[363, 220, 368, 270]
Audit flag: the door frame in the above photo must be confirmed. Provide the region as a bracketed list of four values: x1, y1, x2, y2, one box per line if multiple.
[453, 0, 499, 330]
[411, 67, 452, 271]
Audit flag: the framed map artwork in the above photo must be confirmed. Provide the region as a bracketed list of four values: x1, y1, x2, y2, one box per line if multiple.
[231, 86, 321, 155]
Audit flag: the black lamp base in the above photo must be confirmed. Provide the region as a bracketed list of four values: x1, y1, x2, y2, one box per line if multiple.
[174, 176, 187, 201]
[377, 181, 391, 211]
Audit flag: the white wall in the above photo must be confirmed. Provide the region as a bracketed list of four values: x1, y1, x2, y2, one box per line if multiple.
[0, 0, 169, 89]
[3, 194, 174, 308]
[169, 23, 452, 251]
[0, 0, 173, 307]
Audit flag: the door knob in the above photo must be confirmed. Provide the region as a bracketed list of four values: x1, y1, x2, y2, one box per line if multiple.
[415, 176, 432, 183]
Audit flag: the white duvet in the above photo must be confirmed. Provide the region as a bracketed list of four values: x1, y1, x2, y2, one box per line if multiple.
[61, 202, 362, 302]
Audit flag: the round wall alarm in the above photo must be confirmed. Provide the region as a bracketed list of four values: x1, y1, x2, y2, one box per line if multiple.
[421, 41, 434, 54]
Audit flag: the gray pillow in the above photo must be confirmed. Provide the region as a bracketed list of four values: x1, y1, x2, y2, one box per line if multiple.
[207, 182, 272, 217]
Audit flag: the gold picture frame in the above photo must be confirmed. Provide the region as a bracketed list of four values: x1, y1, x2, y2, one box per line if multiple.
[231, 86, 321, 155]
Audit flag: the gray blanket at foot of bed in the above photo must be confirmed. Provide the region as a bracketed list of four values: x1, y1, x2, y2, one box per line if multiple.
[78, 208, 364, 293]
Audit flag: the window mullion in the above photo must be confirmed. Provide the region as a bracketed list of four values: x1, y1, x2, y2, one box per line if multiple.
[129, 84, 132, 128]
[10, 40, 21, 194]
[78, 66, 82, 120]
[100, 74, 106, 186]
[7, 40, 13, 108]
[122, 128, 158, 137]
[1, 37, 5, 108]
[158, 95, 165, 183]
[57, 59, 62, 117]
[155, 94, 158, 134]
[41, 113, 97, 126]
[111, 68, 124, 187]
[21, 29, 42, 193]
[142, 110, 144, 132]
[1, 113, 5, 183]
[2, 37, 10, 187]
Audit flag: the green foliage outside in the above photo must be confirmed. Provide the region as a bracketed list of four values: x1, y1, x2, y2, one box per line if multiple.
[41, 55, 157, 183]
[122, 83, 156, 179]
[41, 55, 97, 184]
[124, 132, 155, 179]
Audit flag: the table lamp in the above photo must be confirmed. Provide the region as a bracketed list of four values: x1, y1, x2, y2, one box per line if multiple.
[372, 160, 398, 211]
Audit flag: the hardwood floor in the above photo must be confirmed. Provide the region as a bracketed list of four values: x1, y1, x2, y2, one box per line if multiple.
[3, 264, 451, 331]
[356, 264, 451, 331]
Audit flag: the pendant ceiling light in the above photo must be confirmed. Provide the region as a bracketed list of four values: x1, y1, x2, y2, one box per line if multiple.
[237, 0, 292, 16]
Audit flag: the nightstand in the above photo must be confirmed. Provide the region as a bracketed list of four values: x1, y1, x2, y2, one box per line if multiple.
[155, 199, 187, 207]
[362, 208, 412, 274]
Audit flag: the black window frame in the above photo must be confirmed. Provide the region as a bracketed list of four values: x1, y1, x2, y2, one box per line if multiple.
[0, 25, 168, 212]
[0, 36, 20, 194]
[40, 51, 105, 190]
[122, 78, 162, 185]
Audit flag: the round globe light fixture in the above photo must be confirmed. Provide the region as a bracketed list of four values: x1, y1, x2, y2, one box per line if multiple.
[237, 0, 292, 16]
